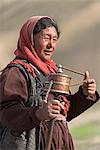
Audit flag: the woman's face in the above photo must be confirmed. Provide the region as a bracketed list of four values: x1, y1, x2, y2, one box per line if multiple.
[33, 26, 58, 62]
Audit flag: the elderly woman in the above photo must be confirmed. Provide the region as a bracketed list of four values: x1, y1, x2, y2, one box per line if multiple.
[0, 16, 99, 150]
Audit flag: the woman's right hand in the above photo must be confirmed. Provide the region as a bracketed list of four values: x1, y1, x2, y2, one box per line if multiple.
[35, 99, 64, 121]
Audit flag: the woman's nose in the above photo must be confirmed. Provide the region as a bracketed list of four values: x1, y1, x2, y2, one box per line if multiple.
[47, 43, 52, 49]
[47, 39, 53, 49]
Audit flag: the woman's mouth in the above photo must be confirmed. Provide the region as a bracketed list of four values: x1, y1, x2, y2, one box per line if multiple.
[44, 48, 53, 55]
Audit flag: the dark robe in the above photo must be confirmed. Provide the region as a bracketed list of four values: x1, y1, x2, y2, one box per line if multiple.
[0, 67, 99, 150]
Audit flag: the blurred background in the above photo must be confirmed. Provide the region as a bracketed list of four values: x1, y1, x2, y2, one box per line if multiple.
[0, 0, 100, 149]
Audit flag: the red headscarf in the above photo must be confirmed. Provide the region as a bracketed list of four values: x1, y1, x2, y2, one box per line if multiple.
[13, 16, 57, 75]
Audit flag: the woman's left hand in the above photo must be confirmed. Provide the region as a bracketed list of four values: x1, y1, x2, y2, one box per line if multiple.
[82, 71, 96, 96]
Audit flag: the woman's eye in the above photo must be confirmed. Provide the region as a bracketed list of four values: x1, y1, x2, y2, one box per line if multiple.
[44, 37, 49, 40]
[54, 38, 57, 41]
[53, 38, 57, 42]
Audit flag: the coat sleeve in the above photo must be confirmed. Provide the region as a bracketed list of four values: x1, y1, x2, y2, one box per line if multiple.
[67, 86, 99, 121]
[0, 67, 40, 132]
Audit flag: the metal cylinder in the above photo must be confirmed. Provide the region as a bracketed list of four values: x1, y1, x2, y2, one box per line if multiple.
[44, 73, 71, 94]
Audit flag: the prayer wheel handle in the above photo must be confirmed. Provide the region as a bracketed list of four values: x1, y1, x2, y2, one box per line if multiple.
[57, 64, 84, 76]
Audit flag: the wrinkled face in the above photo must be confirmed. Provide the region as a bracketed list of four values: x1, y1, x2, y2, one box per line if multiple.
[33, 26, 58, 62]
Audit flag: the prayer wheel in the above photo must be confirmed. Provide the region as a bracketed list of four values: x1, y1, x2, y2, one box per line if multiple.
[44, 73, 71, 95]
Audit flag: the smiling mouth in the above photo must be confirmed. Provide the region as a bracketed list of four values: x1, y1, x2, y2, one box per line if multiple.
[44, 48, 53, 52]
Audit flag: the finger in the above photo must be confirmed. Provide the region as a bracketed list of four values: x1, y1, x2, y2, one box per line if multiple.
[84, 70, 90, 80]
[87, 90, 95, 95]
[51, 109, 60, 114]
[52, 99, 65, 110]
[51, 105, 61, 111]
[87, 79, 96, 84]
[51, 99, 61, 106]
[87, 84, 96, 89]
[61, 101, 65, 106]
[87, 88, 94, 91]
[59, 102, 65, 110]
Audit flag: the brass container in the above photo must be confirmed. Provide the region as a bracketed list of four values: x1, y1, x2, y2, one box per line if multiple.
[44, 73, 71, 94]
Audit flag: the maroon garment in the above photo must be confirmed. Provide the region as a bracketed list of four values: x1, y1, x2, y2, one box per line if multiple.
[0, 67, 40, 132]
[0, 66, 99, 150]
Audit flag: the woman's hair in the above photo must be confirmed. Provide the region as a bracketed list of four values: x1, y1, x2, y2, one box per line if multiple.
[33, 18, 60, 38]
